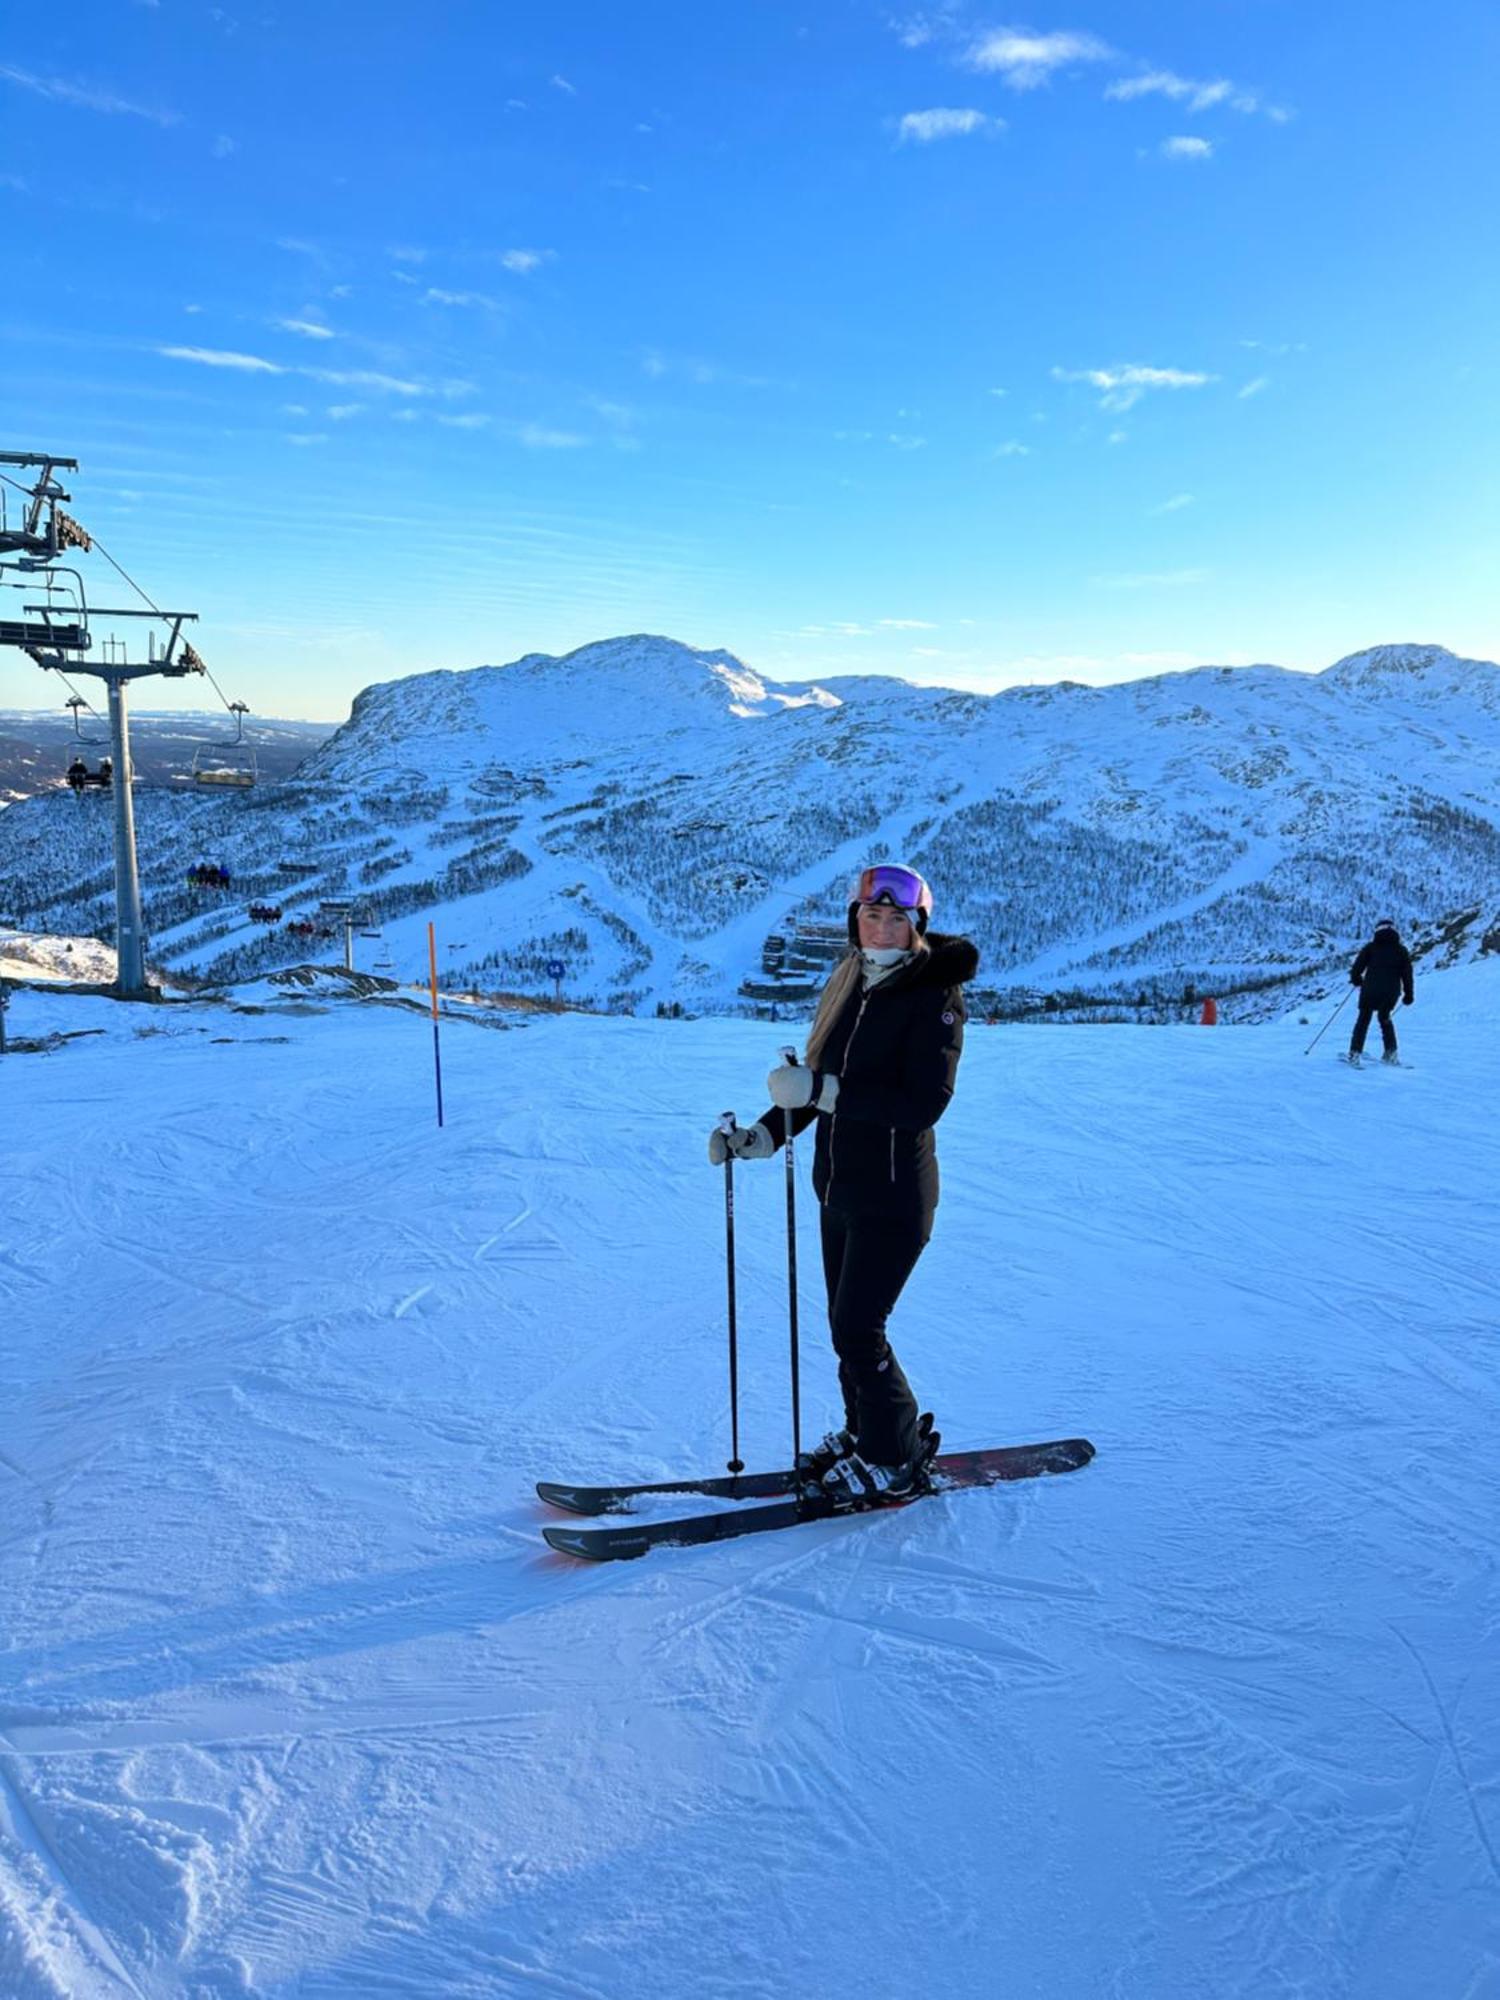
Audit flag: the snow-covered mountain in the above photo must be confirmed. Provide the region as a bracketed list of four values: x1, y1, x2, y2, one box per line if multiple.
[2, 635, 1497, 1018]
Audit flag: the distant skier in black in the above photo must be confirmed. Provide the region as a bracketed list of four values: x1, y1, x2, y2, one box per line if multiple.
[1348, 917, 1414, 1064]
[709, 863, 978, 1507]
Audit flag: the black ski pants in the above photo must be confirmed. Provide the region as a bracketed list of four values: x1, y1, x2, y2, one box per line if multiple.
[1350, 1001, 1397, 1056]
[818, 1204, 927, 1468]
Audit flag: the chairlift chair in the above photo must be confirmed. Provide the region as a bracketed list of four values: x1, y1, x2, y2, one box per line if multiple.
[191, 702, 257, 787]
[2, 563, 91, 655]
[192, 745, 258, 788]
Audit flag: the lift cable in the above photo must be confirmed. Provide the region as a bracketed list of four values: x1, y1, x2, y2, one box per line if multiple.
[89, 529, 244, 722]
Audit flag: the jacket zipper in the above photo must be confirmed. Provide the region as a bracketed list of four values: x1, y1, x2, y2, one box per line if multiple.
[890, 1128, 896, 1183]
[827, 990, 871, 1201]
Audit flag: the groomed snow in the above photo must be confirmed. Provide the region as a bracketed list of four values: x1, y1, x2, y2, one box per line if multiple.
[3, 969, 1497, 1996]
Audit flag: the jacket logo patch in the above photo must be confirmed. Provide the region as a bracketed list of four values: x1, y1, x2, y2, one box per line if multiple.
[941, 1010, 956, 1025]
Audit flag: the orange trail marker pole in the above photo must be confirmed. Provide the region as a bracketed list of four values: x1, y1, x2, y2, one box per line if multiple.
[428, 922, 445, 1128]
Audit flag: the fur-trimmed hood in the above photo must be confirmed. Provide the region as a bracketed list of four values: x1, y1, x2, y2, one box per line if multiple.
[883, 931, 980, 991]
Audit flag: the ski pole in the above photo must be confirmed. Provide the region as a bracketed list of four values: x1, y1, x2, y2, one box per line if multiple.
[1303, 986, 1355, 1055]
[717, 1112, 745, 1475]
[779, 1045, 803, 1467]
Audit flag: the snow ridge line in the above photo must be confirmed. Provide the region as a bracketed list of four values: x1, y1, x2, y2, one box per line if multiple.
[0, 1757, 151, 2000]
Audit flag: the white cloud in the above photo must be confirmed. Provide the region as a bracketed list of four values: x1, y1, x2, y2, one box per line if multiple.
[641, 350, 773, 390]
[1105, 69, 1284, 119]
[0, 62, 180, 125]
[160, 345, 285, 374]
[423, 287, 500, 309]
[1092, 568, 1207, 588]
[285, 433, 329, 447]
[1107, 429, 1128, 445]
[587, 397, 636, 427]
[499, 248, 550, 273]
[326, 403, 363, 421]
[897, 107, 997, 143]
[880, 618, 938, 629]
[888, 433, 927, 450]
[1052, 362, 1215, 410]
[1151, 493, 1195, 514]
[963, 30, 1112, 89]
[437, 412, 492, 429]
[891, 11, 940, 48]
[1161, 135, 1213, 161]
[308, 367, 427, 396]
[1239, 375, 1269, 399]
[280, 403, 309, 416]
[551, 74, 577, 95]
[387, 244, 427, 263]
[988, 386, 1007, 398]
[993, 440, 1032, 458]
[277, 317, 335, 339]
[158, 345, 466, 401]
[518, 424, 586, 449]
[211, 134, 237, 158]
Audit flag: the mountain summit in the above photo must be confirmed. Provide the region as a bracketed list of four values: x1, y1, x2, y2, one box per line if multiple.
[313, 636, 837, 785]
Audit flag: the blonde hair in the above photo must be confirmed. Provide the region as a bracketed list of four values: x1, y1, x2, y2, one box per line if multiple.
[804, 929, 931, 1070]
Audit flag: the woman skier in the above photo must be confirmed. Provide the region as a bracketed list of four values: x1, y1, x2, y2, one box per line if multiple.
[709, 863, 979, 1508]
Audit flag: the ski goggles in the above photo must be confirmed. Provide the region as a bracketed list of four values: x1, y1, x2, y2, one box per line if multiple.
[851, 864, 931, 917]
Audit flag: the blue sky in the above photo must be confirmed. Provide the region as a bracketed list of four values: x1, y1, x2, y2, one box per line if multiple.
[3, 1, 1497, 721]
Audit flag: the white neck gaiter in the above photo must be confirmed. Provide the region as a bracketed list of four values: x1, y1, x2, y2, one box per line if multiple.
[860, 947, 912, 988]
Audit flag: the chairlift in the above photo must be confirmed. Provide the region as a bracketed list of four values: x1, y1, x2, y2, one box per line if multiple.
[66, 754, 112, 793]
[248, 903, 283, 924]
[192, 702, 257, 787]
[188, 863, 232, 891]
[65, 694, 107, 744]
[1, 563, 91, 655]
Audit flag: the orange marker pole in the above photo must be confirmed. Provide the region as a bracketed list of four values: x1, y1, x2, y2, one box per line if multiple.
[427, 921, 445, 1128]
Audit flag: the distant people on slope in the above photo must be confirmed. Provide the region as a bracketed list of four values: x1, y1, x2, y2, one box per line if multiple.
[1348, 918, 1414, 1065]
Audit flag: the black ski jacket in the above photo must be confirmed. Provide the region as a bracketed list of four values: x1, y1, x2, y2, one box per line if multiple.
[1350, 930, 1414, 1011]
[760, 933, 979, 1227]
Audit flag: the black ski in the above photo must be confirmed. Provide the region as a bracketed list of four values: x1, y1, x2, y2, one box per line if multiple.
[538, 1415, 939, 1517]
[541, 1438, 1095, 1562]
[537, 1466, 796, 1516]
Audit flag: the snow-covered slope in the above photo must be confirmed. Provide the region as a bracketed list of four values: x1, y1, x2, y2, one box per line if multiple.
[2, 635, 1497, 1019]
[2, 972, 1496, 1995]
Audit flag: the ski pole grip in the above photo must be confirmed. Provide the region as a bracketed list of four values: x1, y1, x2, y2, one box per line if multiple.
[718, 1110, 737, 1134]
[779, 1045, 798, 1066]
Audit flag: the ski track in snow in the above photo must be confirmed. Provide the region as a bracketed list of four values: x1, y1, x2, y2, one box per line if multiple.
[2, 974, 1499, 1997]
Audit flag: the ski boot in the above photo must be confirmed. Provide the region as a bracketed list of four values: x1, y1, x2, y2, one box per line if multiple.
[798, 1410, 934, 1484]
[820, 1418, 940, 1514]
[796, 1426, 856, 1487]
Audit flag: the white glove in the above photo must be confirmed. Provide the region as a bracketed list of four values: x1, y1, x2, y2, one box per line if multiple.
[708, 1120, 776, 1165]
[766, 1064, 839, 1114]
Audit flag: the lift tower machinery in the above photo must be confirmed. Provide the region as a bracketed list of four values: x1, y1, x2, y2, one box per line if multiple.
[0, 450, 209, 999]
